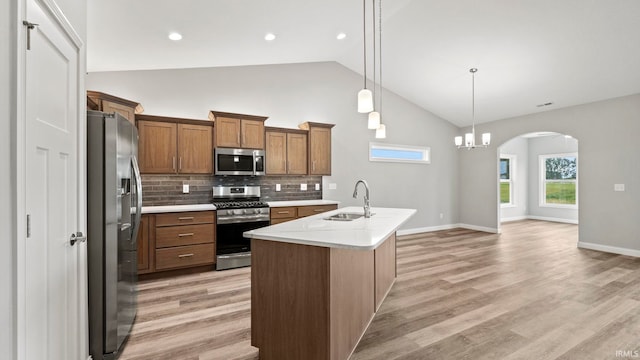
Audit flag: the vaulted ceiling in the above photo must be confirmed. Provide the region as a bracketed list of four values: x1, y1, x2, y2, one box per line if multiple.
[88, 0, 640, 127]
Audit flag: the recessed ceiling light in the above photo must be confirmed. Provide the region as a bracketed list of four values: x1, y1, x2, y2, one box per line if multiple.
[337, 32, 347, 40]
[264, 33, 276, 41]
[168, 32, 182, 41]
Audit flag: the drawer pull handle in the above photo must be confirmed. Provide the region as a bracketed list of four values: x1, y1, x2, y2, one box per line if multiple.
[313, 209, 325, 212]
[178, 217, 194, 220]
[277, 211, 290, 214]
[178, 233, 194, 237]
[178, 253, 194, 258]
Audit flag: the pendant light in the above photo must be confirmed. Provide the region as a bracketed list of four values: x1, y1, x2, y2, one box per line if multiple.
[454, 68, 490, 149]
[367, 0, 380, 129]
[374, 0, 385, 138]
[357, 0, 373, 113]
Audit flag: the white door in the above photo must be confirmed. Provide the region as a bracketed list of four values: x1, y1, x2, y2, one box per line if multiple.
[23, 0, 83, 359]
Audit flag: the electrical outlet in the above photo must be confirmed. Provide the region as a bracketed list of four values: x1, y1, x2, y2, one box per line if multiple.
[614, 184, 625, 192]
[439, 213, 444, 219]
[275, 184, 281, 192]
[300, 183, 307, 191]
[315, 183, 320, 191]
[329, 183, 337, 190]
[182, 183, 189, 194]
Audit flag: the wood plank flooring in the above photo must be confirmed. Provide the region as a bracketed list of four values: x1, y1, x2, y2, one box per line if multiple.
[119, 220, 640, 360]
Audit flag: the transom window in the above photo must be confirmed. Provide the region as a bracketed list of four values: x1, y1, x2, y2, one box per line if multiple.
[500, 155, 515, 206]
[540, 153, 578, 208]
[369, 142, 430, 164]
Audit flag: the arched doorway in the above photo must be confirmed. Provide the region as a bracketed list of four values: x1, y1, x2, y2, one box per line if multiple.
[496, 131, 579, 233]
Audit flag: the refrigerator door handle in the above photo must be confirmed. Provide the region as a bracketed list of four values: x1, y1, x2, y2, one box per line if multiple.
[130, 156, 143, 243]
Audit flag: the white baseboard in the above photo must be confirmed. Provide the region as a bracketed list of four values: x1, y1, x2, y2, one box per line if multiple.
[577, 242, 640, 258]
[458, 223, 499, 234]
[500, 216, 528, 223]
[526, 215, 578, 224]
[399, 223, 499, 235]
[396, 224, 459, 236]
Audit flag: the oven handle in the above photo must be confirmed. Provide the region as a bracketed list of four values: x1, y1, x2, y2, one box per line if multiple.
[218, 253, 252, 259]
[216, 216, 270, 225]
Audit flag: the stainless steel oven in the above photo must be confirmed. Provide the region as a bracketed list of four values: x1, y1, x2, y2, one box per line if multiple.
[214, 148, 265, 176]
[213, 186, 270, 270]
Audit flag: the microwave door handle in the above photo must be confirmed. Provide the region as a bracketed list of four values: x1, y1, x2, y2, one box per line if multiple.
[130, 156, 143, 243]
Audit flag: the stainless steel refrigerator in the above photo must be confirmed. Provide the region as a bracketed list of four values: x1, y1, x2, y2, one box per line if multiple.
[87, 110, 142, 360]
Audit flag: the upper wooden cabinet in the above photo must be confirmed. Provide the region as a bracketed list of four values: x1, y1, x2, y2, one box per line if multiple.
[87, 91, 143, 124]
[209, 111, 268, 149]
[299, 122, 335, 175]
[265, 128, 308, 175]
[136, 114, 213, 174]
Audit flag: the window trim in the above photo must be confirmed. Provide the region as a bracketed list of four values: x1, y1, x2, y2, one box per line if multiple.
[500, 154, 515, 207]
[539, 152, 578, 209]
[369, 142, 430, 164]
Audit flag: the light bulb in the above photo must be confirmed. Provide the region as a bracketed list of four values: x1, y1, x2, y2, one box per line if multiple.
[482, 133, 491, 146]
[465, 133, 474, 147]
[454, 136, 463, 147]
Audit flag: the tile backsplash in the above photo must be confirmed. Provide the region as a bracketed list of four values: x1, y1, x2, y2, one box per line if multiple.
[141, 174, 323, 206]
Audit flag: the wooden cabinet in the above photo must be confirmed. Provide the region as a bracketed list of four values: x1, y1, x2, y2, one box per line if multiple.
[270, 204, 337, 225]
[137, 214, 152, 274]
[153, 211, 216, 271]
[209, 111, 268, 149]
[299, 122, 335, 175]
[265, 128, 308, 175]
[136, 114, 213, 174]
[87, 91, 143, 124]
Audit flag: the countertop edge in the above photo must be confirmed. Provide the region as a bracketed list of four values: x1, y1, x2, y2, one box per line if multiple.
[266, 199, 340, 207]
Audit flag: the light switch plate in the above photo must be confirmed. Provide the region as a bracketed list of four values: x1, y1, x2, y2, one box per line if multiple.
[329, 183, 337, 190]
[315, 183, 320, 191]
[275, 184, 281, 192]
[300, 183, 307, 191]
[614, 184, 625, 192]
[182, 183, 189, 194]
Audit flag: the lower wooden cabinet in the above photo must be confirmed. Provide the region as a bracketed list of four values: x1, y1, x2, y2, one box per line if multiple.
[138, 211, 216, 276]
[270, 204, 337, 225]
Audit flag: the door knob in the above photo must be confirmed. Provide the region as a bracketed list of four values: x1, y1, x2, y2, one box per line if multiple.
[70, 232, 87, 246]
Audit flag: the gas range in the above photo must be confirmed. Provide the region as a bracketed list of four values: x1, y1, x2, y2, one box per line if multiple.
[213, 186, 271, 270]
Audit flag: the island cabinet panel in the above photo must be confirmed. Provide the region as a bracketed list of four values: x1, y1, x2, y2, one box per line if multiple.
[251, 240, 330, 360]
[252, 234, 393, 360]
[374, 233, 396, 310]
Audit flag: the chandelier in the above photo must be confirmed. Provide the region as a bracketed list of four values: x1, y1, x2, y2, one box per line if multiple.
[454, 68, 490, 149]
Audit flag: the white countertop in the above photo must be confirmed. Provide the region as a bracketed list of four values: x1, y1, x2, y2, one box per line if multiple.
[244, 206, 416, 250]
[266, 199, 340, 207]
[141, 204, 217, 214]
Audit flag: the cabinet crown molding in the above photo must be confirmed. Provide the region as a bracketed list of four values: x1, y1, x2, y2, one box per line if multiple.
[208, 110, 268, 122]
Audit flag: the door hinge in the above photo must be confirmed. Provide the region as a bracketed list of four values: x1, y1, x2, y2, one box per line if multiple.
[22, 21, 39, 50]
[26, 214, 31, 238]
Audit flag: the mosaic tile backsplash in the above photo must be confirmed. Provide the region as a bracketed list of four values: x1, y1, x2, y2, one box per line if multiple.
[141, 174, 323, 206]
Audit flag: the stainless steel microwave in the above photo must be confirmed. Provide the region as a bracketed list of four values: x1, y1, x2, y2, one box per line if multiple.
[214, 148, 265, 176]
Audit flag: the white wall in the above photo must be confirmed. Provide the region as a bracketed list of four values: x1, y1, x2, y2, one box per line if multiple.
[528, 135, 579, 222]
[2, 1, 16, 358]
[460, 93, 640, 252]
[86, 62, 460, 230]
[499, 137, 528, 221]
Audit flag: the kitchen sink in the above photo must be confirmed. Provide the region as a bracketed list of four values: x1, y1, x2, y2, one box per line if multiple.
[324, 212, 370, 221]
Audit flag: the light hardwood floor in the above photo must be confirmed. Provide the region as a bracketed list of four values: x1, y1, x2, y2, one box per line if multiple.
[120, 220, 640, 360]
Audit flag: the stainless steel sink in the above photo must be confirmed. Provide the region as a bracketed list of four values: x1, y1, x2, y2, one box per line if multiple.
[324, 212, 368, 221]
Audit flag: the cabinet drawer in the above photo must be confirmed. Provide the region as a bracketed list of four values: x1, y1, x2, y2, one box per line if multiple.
[297, 204, 338, 218]
[155, 243, 215, 270]
[155, 224, 214, 248]
[270, 207, 297, 219]
[155, 211, 215, 227]
[270, 218, 293, 225]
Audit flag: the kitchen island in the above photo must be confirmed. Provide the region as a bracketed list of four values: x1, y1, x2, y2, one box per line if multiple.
[244, 206, 416, 360]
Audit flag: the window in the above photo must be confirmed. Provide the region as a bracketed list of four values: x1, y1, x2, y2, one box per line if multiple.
[369, 142, 430, 164]
[540, 153, 577, 207]
[500, 155, 515, 206]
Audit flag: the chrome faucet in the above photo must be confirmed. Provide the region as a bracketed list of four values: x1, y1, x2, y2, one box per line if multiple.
[352, 180, 372, 218]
